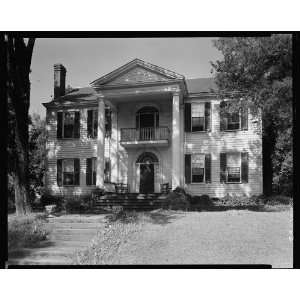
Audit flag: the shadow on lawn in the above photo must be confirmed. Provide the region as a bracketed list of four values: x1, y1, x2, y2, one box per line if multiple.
[146, 210, 182, 225]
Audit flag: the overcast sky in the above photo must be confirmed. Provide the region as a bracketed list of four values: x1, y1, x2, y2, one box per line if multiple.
[30, 38, 223, 117]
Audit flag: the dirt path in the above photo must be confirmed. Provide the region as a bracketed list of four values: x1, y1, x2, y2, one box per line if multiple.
[8, 215, 107, 265]
[117, 209, 293, 267]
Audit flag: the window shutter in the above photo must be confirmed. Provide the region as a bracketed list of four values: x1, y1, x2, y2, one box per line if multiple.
[87, 110, 93, 138]
[57, 112, 63, 138]
[205, 153, 211, 183]
[93, 158, 97, 185]
[74, 158, 80, 185]
[74, 111, 80, 138]
[205, 102, 211, 131]
[185, 103, 191, 132]
[220, 153, 227, 183]
[57, 159, 62, 186]
[241, 152, 249, 183]
[93, 110, 98, 138]
[241, 107, 248, 130]
[155, 112, 159, 127]
[86, 158, 92, 185]
[185, 154, 191, 184]
[107, 159, 111, 182]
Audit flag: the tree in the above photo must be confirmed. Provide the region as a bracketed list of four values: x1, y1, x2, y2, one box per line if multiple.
[211, 35, 292, 195]
[28, 113, 47, 203]
[6, 36, 35, 215]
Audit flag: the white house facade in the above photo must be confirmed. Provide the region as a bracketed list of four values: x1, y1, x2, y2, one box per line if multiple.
[43, 59, 263, 198]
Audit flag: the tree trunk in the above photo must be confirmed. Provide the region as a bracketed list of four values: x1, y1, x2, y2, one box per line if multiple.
[6, 35, 35, 215]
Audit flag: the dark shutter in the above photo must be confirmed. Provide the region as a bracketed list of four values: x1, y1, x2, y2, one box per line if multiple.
[57, 112, 63, 138]
[74, 158, 80, 185]
[86, 158, 92, 185]
[205, 102, 211, 131]
[241, 152, 249, 183]
[185, 154, 191, 184]
[74, 111, 80, 138]
[57, 159, 63, 186]
[155, 112, 159, 127]
[93, 158, 97, 185]
[205, 154, 211, 183]
[220, 153, 227, 183]
[93, 110, 98, 138]
[185, 103, 191, 132]
[105, 159, 111, 182]
[136, 114, 139, 129]
[87, 110, 93, 138]
[241, 106, 248, 130]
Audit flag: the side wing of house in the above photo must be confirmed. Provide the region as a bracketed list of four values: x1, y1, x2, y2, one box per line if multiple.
[183, 97, 263, 197]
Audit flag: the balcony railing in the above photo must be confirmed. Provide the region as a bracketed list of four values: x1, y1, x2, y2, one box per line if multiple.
[120, 127, 170, 143]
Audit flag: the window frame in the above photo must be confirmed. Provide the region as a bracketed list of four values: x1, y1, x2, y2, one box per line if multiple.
[191, 153, 206, 183]
[226, 152, 242, 183]
[191, 102, 206, 132]
[62, 159, 76, 186]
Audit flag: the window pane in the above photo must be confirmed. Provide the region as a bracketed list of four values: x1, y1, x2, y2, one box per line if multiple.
[192, 117, 204, 131]
[63, 173, 74, 185]
[227, 153, 240, 167]
[192, 103, 204, 117]
[63, 159, 74, 172]
[227, 167, 240, 182]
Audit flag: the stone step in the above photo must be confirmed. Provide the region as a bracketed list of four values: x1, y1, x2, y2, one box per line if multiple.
[50, 233, 97, 242]
[8, 256, 73, 265]
[46, 222, 104, 229]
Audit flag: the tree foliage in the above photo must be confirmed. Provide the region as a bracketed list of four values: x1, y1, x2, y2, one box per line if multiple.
[211, 35, 292, 195]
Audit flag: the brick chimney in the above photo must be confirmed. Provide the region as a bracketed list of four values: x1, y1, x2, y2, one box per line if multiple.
[54, 64, 66, 99]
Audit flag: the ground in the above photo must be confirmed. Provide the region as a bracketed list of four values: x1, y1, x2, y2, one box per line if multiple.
[8, 206, 293, 267]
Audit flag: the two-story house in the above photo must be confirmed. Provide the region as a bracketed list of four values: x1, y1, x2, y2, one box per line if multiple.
[43, 59, 263, 199]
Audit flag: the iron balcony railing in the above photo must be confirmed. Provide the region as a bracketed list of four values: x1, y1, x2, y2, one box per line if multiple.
[120, 127, 170, 142]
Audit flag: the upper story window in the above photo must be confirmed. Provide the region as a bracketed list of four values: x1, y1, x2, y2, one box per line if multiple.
[220, 152, 249, 183]
[191, 103, 205, 132]
[185, 102, 211, 132]
[220, 101, 248, 131]
[57, 111, 80, 139]
[105, 107, 112, 138]
[57, 158, 80, 186]
[87, 110, 98, 138]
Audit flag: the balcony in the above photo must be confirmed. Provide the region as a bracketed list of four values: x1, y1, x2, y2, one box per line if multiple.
[120, 127, 170, 147]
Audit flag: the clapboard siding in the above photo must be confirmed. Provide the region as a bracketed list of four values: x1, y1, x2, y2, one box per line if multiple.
[184, 99, 263, 197]
[45, 107, 111, 195]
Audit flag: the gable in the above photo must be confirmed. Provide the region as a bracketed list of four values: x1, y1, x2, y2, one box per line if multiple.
[90, 58, 185, 88]
[105, 66, 170, 86]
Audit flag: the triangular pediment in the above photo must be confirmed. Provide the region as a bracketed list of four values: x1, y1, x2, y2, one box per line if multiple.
[90, 58, 184, 87]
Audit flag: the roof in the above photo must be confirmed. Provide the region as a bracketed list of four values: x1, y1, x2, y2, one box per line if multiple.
[185, 78, 218, 94]
[43, 77, 219, 107]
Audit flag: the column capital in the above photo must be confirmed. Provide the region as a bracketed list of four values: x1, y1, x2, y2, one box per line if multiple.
[172, 91, 181, 97]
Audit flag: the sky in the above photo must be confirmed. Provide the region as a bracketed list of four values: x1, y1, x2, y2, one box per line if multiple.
[30, 38, 223, 117]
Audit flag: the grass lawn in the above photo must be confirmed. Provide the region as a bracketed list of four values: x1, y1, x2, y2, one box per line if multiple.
[74, 206, 293, 267]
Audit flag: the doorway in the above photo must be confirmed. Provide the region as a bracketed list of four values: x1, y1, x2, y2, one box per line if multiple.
[140, 164, 154, 193]
[136, 106, 159, 140]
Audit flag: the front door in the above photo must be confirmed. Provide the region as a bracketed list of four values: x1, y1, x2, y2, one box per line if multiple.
[140, 164, 154, 193]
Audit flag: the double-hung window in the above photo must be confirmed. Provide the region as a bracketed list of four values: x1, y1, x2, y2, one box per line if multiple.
[191, 154, 205, 182]
[57, 158, 80, 186]
[226, 153, 241, 182]
[191, 103, 205, 132]
[87, 110, 98, 138]
[57, 111, 80, 139]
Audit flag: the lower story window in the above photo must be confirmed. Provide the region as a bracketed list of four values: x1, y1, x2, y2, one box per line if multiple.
[57, 158, 80, 186]
[227, 153, 241, 182]
[191, 154, 205, 183]
[86, 157, 97, 185]
[104, 158, 111, 183]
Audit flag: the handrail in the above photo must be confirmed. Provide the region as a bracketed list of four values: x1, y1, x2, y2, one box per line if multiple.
[121, 127, 170, 142]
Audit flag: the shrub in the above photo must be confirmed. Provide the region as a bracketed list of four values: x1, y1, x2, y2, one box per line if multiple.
[107, 208, 139, 223]
[8, 214, 49, 250]
[191, 194, 213, 210]
[264, 195, 293, 205]
[65, 196, 91, 213]
[40, 193, 64, 211]
[215, 194, 263, 207]
[162, 187, 191, 211]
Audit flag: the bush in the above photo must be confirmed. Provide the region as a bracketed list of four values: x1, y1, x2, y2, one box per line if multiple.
[65, 195, 91, 213]
[264, 195, 293, 205]
[8, 214, 49, 250]
[215, 194, 263, 207]
[190, 194, 213, 210]
[107, 208, 139, 223]
[162, 187, 191, 211]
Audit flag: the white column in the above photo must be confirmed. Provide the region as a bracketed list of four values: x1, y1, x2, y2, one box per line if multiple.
[110, 108, 118, 183]
[96, 97, 105, 188]
[172, 91, 181, 189]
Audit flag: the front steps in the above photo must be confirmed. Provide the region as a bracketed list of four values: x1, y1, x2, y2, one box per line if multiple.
[93, 193, 168, 211]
